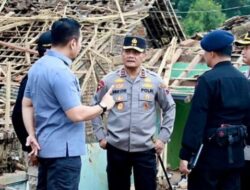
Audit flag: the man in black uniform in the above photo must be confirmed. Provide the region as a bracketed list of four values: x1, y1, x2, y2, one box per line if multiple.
[179, 30, 250, 190]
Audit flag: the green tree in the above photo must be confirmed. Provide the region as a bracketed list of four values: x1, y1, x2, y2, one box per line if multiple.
[215, 0, 244, 18]
[182, 0, 226, 36]
[233, 0, 250, 17]
[176, 0, 193, 18]
[173, 0, 250, 19]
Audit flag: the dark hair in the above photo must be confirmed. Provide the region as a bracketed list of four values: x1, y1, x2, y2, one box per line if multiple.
[215, 45, 232, 57]
[51, 18, 81, 46]
[36, 31, 52, 57]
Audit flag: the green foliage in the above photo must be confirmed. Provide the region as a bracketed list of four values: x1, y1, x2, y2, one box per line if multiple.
[176, 0, 193, 18]
[172, 0, 250, 19]
[182, 0, 226, 36]
[216, 0, 244, 18]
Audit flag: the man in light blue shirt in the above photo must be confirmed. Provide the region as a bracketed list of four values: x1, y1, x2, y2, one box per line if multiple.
[22, 18, 114, 190]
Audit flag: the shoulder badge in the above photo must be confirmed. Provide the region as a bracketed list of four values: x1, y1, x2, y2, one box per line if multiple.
[97, 80, 105, 92]
[120, 68, 126, 77]
[159, 82, 169, 94]
[144, 77, 151, 83]
[115, 78, 125, 83]
[159, 83, 167, 89]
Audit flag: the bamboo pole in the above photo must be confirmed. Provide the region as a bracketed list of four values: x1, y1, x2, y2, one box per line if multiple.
[157, 37, 177, 76]
[0, 0, 7, 12]
[0, 21, 31, 33]
[114, 0, 126, 25]
[81, 53, 95, 95]
[72, 25, 98, 71]
[171, 54, 203, 87]
[157, 37, 177, 184]
[0, 40, 38, 55]
[147, 49, 164, 66]
[4, 62, 11, 130]
[89, 49, 112, 64]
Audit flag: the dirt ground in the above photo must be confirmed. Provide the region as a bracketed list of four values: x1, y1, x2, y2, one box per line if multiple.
[130, 170, 188, 190]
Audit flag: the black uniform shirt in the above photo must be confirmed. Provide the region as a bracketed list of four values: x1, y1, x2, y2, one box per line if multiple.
[12, 75, 31, 152]
[180, 61, 250, 169]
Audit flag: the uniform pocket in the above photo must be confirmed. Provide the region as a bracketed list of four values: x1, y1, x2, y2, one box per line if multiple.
[113, 94, 128, 112]
[139, 93, 154, 112]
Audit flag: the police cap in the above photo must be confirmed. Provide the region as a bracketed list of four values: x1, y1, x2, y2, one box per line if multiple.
[200, 30, 234, 55]
[123, 36, 146, 52]
[235, 31, 250, 46]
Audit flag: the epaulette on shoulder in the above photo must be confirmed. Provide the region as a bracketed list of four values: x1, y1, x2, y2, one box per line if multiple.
[147, 70, 162, 81]
[146, 69, 158, 77]
[103, 70, 117, 80]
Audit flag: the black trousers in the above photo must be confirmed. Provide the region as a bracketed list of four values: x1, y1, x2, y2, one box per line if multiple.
[188, 168, 241, 190]
[106, 144, 157, 190]
[37, 156, 81, 190]
[241, 160, 250, 190]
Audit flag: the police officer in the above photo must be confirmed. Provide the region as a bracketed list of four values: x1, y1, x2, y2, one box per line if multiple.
[92, 36, 176, 190]
[179, 30, 250, 190]
[235, 32, 250, 190]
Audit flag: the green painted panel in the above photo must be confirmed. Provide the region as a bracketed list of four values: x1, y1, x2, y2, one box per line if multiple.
[167, 99, 191, 169]
[170, 62, 249, 95]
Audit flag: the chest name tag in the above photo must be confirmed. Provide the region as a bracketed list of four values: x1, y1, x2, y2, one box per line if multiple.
[141, 88, 154, 93]
[113, 89, 127, 94]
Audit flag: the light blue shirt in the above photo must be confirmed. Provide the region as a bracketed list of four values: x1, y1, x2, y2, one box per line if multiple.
[24, 49, 85, 158]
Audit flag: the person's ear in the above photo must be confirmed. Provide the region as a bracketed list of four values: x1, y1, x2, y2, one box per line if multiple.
[69, 38, 77, 50]
[211, 51, 215, 58]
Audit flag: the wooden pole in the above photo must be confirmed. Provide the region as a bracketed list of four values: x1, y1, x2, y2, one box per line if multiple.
[171, 54, 203, 87]
[114, 0, 126, 25]
[5, 62, 11, 130]
[0, 40, 38, 55]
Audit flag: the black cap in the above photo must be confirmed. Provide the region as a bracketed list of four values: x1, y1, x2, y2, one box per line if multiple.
[36, 31, 52, 45]
[123, 36, 146, 52]
[36, 31, 52, 57]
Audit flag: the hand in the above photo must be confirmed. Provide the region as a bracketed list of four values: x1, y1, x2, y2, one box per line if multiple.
[29, 155, 39, 166]
[26, 135, 40, 157]
[154, 139, 165, 155]
[179, 160, 191, 175]
[100, 85, 115, 110]
[99, 139, 107, 149]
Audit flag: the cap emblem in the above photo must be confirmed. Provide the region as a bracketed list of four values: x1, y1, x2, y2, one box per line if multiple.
[131, 38, 137, 47]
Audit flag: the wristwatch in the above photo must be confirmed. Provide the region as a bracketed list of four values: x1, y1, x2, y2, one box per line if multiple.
[98, 102, 107, 114]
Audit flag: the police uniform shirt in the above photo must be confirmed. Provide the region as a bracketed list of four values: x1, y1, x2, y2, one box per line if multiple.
[180, 61, 250, 169]
[92, 67, 176, 152]
[244, 69, 250, 160]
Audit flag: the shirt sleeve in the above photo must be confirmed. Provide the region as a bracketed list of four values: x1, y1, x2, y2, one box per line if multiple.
[156, 79, 176, 143]
[24, 75, 31, 99]
[52, 69, 81, 111]
[91, 79, 108, 141]
[179, 76, 211, 161]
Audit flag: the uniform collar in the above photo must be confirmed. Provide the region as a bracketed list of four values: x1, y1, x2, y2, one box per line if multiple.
[118, 67, 147, 78]
[47, 49, 72, 66]
[213, 61, 232, 68]
[245, 69, 250, 79]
